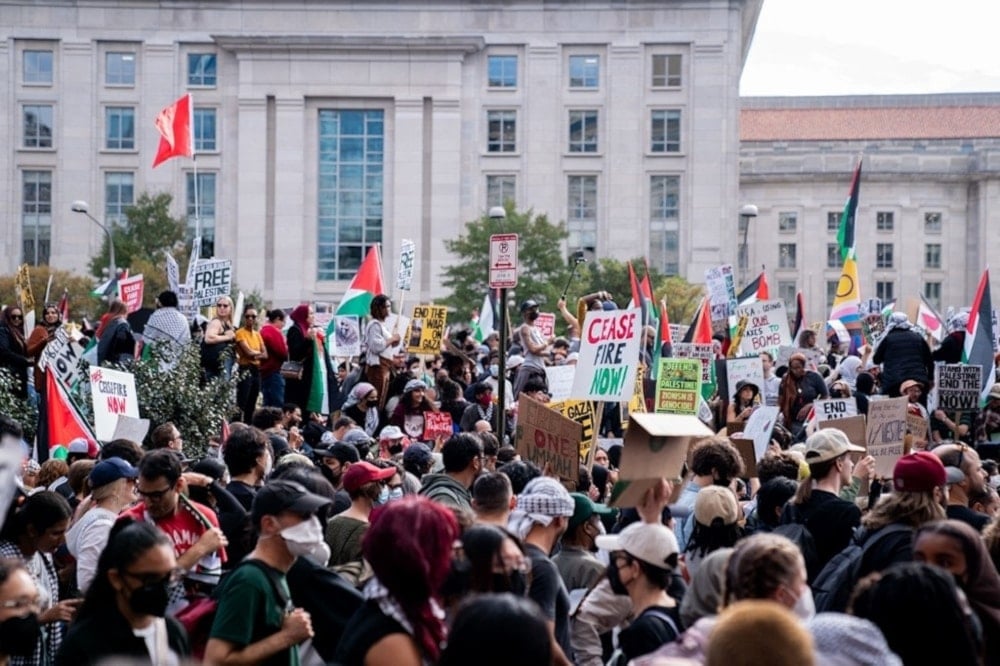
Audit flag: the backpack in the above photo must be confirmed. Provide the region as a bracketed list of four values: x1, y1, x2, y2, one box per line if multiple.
[175, 558, 290, 660]
[812, 524, 911, 613]
[772, 503, 821, 582]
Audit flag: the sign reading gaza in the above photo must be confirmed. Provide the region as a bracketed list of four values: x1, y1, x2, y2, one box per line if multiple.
[570, 308, 641, 402]
[192, 259, 233, 307]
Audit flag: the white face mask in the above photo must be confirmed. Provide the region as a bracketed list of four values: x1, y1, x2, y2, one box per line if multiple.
[281, 516, 328, 564]
[388, 487, 404, 502]
[489, 364, 499, 378]
[791, 586, 816, 621]
[262, 452, 273, 479]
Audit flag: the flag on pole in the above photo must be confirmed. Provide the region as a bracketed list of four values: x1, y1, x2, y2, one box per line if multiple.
[45, 372, 97, 455]
[917, 295, 945, 341]
[736, 271, 770, 306]
[837, 159, 862, 261]
[336, 246, 385, 317]
[57, 289, 69, 323]
[473, 292, 497, 343]
[963, 268, 996, 405]
[659, 299, 673, 358]
[829, 256, 863, 352]
[153, 93, 194, 168]
[627, 261, 643, 310]
[307, 334, 330, 415]
[683, 297, 714, 345]
[792, 291, 805, 339]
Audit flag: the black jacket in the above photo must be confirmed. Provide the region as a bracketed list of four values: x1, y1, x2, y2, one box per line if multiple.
[56, 606, 189, 665]
[286, 557, 363, 662]
[872, 327, 933, 395]
[0, 324, 29, 398]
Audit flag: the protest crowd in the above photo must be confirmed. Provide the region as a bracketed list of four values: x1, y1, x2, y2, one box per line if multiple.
[3, 216, 1000, 666]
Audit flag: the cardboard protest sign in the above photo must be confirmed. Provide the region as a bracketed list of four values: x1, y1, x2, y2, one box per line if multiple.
[397, 239, 415, 291]
[422, 411, 454, 441]
[89, 366, 140, 441]
[550, 399, 596, 464]
[935, 364, 982, 411]
[673, 343, 714, 385]
[119, 274, 144, 313]
[669, 324, 688, 343]
[15, 264, 34, 310]
[535, 312, 556, 339]
[570, 308, 641, 402]
[112, 415, 150, 444]
[704, 264, 737, 321]
[384, 314, 409, 358]
[906, 410, 929, 442]
[729, 436, 759, 477]
[186, 237, 202, 285]
[814, 398, 858, 422]
[736, 300, 792, 357]
[332, 316, 360, 357]
[608, 413, 713, 508]
[407, 306, 447, 354]
[654, 358, 701, 415]
[39, 328, 86, 390]
[515, 395, 583, 482]
[819, 415, 867, 451]
[192, 259, 232, 306]
[545, 365, 576, 402]
[724, 357, 765, 402]
[866, 397, 908, 478]
[742, 405, 779, 463]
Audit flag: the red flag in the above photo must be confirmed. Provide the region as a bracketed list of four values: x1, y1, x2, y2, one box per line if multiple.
[152, 94, 193, 168]
[46, 372, 97, 453]
[627, 261, 642, 309]
[691, 297, 714, 345]
[757, 272, 770, 300]
[57, 289, 69, 323]
[659, 298, 673, 357]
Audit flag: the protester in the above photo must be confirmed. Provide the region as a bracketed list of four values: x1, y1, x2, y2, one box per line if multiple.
[96, 299, 136, 367]
[705, 600, 815, 666]
[419, 433, 483, 514]
[26, 304, 61, 394]
[914, 519, 1000, 660]
[142, 290, 191, 369]
[725, 380, 759, 425]
[674, 436, 744, 551]
[513, 300, 550, 397]
[401, 442, 434, 495]
[56, 520, 190, 665]
[325, 461, 395, 568]
[849, 563, 981, 665]
[470, 472, 513, 529]
[553, 493, 613, 596]
[685, 485, 743, 580]
[872, 312, 933, 397]
[285, 303, 337, 419]
[778, 429, 865, 580]
[806, 613, 902, 666]
[65, 457, 138, 594]
[205, 479, 329, 665]
[460, 382, 496, 433]
[377, 426, 407, 461]
[315, 442, 360, 514]
[389, 379, 437, 441]
[778, 352, 829, 440]
[334, 497, 458, 665]
[932, 443, 992, 530]
[0, 305, 30, 399]
[234, 304, 267, 424]
[362, 295, 400, 412]
[439, 594, 551, 666]
[341, 382, 382, 437]
[679, 547, 732, 630]
[201, 295, 236, 379]
[0, 559, 43, 665]
[148, 422, 184, 453]
[458, 524, 530, 596]
[222, 427, 271, 512]
[0, 491, 76, 666]
[258, 309, 289, 408]
[749, 477, 798, 534]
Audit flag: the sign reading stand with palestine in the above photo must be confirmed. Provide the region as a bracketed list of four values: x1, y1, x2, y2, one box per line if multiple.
[570, 308, 642, 402]
[935, 364, 982, 411]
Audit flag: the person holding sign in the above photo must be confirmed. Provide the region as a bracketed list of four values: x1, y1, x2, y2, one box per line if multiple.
[97, 300, 136, 368]
[0, 306, 30, 399]
[363, 295, 400, 411]
[777, 353, 828, 442]
[26, 304, 61, 392]
[725, 381, 759, 426]
[514, 300, 552, 398]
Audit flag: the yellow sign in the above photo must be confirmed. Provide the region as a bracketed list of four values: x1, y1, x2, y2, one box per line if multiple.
[549, 399, 595, 463]
[15, 264, 34, 311]
[407, 305, 448, 354]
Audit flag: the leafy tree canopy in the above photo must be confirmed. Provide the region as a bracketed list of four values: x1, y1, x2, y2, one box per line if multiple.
[0, 267, 103, 322]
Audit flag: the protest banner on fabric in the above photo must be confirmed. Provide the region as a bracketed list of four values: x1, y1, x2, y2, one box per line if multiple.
[89, 366, 140, 441]
[407, 305, 447, 354]
[724, 356, 765, 402]
[570, 308, 642, 402]
[397, 239, 415, 291]
[545, 365, 576, 402]
[422, 411, 453, 441]
[814, 398, 859, 422]
[673, 342, 714, 385]
[704, 264, 737, 321]
[39, 328, 87, 390]
[550, 399, 596, 463]
[515, 395, 583, 482]
[654, 358, 702, 415]
[332, 316, 360, 357]
[192, 259, 232, 306]
[535, 312, 556, 339]
[935, 364, 982, 411]
[736, 300, 792, 357]
[866, 397, 908, 478]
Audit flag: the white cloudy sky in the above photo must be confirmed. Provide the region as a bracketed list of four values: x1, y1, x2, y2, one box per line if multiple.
[740, 0, 1000, 96]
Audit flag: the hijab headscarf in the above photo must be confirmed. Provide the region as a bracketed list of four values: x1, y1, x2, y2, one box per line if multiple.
[2, 306, 26, 349]
[290, 304, 311, 335]
[837, 355, 862, 389]
[344, 382, 379, 434]
[42, 303, 62, 332]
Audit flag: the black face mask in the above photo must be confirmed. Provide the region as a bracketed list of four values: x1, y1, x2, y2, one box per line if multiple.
[0, 613, 41, 656]
[526, 311, 539, 322]
[606, 562, 629, 596]
[492, 570, 528, 597]
[439, 557, 472, 599]
[129, 579, 171, 617]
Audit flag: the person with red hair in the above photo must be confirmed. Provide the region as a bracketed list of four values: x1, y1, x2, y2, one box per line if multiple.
[334, 496, 459, 665]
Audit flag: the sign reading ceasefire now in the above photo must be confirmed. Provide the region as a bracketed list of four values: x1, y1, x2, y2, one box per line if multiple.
[571, 308, 641, 402]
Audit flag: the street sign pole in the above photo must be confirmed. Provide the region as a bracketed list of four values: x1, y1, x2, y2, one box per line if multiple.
[490, 234, 518, 446]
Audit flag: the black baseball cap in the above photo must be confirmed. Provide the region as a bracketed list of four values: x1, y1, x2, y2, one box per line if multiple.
[251, 479, 331, 526]
[520, 299, 539, 312]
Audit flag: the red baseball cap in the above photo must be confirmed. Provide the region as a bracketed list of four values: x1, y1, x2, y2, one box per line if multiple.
[342, 461, 396, 493]
[893, 452, 947, 493]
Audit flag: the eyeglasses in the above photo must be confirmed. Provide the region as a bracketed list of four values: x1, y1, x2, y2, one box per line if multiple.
[9, 314, 23, 320]
[136, 485, 173, 501]
[245, 314, 257, 319]
[122, 567, 184, 588]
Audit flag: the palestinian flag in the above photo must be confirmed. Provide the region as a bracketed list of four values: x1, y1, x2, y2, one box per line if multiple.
[473, 291, 497, 343]
[307, 333, 330, 415]
[792, 291, 805, 339]
[335, 245, 385, 317]
[659, 298, 673, 358]
[837, 159, 862, 261]
[736, 271, 770, 306]
[963, 268, 996, 405]
[45, 372, 97, 458]
[683, 297, 714, 345]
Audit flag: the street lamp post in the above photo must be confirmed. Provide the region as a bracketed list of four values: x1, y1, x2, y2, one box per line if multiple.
[71, 200, 116, 294]
[738, 204, 758, 287]
[488, 205, 509, 445]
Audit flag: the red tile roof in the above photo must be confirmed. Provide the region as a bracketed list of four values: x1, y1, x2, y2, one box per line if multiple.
[740, 106, 1000, 141]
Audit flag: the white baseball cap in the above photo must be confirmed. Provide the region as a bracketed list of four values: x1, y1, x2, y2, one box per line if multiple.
[595, 522, 679, 570]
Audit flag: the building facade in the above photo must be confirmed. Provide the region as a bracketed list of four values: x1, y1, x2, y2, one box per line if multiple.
[1, 0, 762, 306]
[740, 93, 1000, 325]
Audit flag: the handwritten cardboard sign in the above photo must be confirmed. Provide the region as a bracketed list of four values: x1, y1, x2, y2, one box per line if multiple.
[819, 415, 867, 451]
[705, 264, 737, 321]
[866, 397, 908, 478]
[422, 411, 454, 441]
[571, 308, 641, 402]
[725, 357, 765, 402]
[673, 343, 714, 385]
[736, 300, 792, 357]
[654, 358, 702, 415]
[515, 395, 583, 482]
[935, 364, 982, 411]
[535, 312, 556, 339]
[89, 366, 140, 441]
[407, 305, 447, 354]
[550, 399, 596, 465]
[814, 398, 858, 422]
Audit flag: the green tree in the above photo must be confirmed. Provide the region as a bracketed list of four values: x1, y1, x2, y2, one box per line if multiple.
[440, 205, 573, 324]
[0, 266, 103, 322]
[88, 192, 188, 307]
[574, 257, 703, 325]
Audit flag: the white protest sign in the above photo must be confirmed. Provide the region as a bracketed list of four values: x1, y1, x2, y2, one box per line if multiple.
[40, 328, 87, 389]
[725, 357, 765, 402]
[814, 398, 859, 422]
[935, 364, 982, 411]
[383, 314, 409, 359]
[535, 313, 556, 339]
[705, 264, 737, 321]
[89, 366, 140, 441]
[737, 300, 792, 357]
[570, 308, 642, 402]
[112, 415, 150, 444]
[545, 365, 576, 402]
[742, 406, 780, 463]
[673, 342, 714, 385]
[397, 239, 415, 291]
[332, 316, 361, 357]
[177, 284, 197, 318]
[192, 258, 232, 307]
[186, 238, 202, 285]
[866, 397, 908, 478]
[165, 254, 180, 293]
